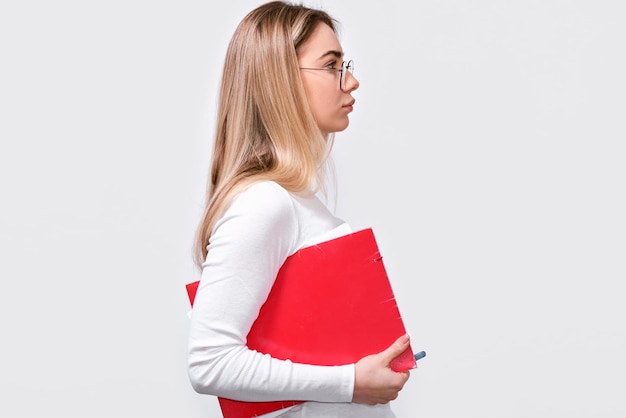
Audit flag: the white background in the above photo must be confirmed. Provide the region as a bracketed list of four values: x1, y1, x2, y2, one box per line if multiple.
[1, 1, 625, 417]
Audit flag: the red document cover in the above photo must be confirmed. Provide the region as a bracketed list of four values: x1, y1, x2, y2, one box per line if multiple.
[186, 228, 415, 418]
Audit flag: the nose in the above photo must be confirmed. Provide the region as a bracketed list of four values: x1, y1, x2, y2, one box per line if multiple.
[342, 70, 359, 92]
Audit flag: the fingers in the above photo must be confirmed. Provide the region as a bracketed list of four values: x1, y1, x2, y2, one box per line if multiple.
[352, 334, 413, 405]
[381, 334, 411, 365]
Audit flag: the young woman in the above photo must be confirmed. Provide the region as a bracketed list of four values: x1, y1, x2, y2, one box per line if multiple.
[188, 2, 411, 416]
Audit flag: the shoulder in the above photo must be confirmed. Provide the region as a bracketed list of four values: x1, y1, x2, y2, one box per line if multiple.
[229, 181, 296, 219]
[213, 181, 299, 250]
[235, 181, 292, 202]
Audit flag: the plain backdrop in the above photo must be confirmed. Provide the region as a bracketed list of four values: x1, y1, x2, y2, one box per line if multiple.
[1, 0, 625, 417]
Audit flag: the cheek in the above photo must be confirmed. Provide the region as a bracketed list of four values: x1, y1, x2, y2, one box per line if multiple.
[307, 88, 329, 118]
[309, 92, 342, 129]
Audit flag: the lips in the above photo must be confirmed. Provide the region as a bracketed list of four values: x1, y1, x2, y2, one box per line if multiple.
[343, 99, 355, 110]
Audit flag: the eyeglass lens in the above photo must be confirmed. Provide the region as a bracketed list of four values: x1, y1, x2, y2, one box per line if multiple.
[340, 60, 354, 90]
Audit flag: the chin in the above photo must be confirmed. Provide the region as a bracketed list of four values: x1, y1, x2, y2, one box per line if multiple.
[326, 120, 350, 134]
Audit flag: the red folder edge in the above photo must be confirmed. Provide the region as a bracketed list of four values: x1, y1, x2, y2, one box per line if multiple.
[186, 228, 415, 418]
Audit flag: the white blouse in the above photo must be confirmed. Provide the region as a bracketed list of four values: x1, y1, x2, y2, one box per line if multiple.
[188, 181, 394, 418]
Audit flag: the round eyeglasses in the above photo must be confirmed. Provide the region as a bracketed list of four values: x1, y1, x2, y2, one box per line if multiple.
[299, 60, 354, 91]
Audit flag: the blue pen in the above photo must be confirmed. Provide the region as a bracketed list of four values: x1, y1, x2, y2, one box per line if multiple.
[414, 351, 426, 361]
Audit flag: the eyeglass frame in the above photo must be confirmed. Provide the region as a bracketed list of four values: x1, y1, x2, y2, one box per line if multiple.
[299, 60, 354, 91]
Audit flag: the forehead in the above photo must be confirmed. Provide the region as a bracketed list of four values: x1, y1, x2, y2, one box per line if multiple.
[297, 22, 343, 61]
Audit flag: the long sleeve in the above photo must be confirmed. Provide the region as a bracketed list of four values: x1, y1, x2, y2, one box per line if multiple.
[187, 182, 354, 403]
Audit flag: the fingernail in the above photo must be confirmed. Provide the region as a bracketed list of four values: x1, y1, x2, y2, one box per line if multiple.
[400, 334, 410, 344]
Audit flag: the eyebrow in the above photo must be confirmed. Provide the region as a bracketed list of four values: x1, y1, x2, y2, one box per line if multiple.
[317, 50, 344, 60]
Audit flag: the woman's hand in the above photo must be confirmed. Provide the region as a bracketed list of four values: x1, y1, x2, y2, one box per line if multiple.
[352, 334, 412, 405]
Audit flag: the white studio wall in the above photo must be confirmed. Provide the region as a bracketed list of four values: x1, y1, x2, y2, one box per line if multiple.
[1, 1, 624, 417]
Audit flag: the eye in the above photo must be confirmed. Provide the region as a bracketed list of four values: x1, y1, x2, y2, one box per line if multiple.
[325, 60, 340, 70]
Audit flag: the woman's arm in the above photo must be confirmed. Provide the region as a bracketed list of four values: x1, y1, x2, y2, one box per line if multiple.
[187, 182, 354, 403]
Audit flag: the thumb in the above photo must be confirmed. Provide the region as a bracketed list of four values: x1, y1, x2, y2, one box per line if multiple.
[381, 334, 410, 364]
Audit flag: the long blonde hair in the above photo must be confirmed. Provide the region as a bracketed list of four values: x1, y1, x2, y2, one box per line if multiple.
[193, 1, 338, 267]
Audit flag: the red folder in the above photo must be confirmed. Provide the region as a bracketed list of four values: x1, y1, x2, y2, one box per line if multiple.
[186, 228, 415, 418]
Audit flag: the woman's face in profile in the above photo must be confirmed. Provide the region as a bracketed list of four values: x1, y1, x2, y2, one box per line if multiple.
[298, 23, 360, 135]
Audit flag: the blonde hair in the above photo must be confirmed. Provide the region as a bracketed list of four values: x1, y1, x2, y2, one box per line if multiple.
[193, 1, 339, 267]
